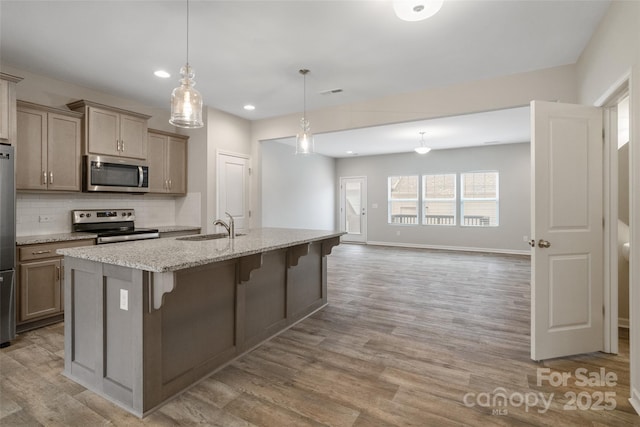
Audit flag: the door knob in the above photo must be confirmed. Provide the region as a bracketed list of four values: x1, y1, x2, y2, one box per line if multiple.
[538, 239, 551, 248]
[528, 239, 536, 247]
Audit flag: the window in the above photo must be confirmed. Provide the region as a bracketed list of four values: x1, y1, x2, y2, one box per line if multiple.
[388, 176, 418, 224]
[461, 172, 499, 226]
[423, 174, 456, 225]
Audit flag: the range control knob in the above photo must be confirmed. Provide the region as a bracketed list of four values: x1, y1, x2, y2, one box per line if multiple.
[79, 213, 85, 218]
[87, 213, 92, 218]
[122, 212, 127, 217]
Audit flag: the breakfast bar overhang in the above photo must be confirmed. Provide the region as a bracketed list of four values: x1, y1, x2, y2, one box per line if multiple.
[58, 228, 342, 417]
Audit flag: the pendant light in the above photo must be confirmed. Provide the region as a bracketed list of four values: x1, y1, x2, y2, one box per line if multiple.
[169, 0, 203, 128]
[414, 132, 431, 154]
[295, 69, 314, 155]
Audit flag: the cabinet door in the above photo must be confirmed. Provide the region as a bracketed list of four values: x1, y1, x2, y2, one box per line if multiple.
[120, 114, 147, 159]
[47, 113, 81, 191]
[147, 132, 167, 193]
[167, 136, 187, 194]
[0, 80, 9, 141]
[16, 107, 47, 190]
[18, 259, 62, 322]
[87, 107, 119, 156]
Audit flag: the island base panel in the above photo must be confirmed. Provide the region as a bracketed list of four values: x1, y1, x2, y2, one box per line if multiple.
[63, 239, 333, 417]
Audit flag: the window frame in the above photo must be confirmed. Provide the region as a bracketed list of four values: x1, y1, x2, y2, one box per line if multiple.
[387, 175, 419, 225]
[422, 173, 457, 226]
[460, 171, 500, 227]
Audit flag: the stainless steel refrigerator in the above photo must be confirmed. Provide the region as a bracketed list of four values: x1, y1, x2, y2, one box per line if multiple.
[0, 144, 16, 347]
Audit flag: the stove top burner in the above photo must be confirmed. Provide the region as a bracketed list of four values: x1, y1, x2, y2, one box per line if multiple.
[72, 209, 159, 244]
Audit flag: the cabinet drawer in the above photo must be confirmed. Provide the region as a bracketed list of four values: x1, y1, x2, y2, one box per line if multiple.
[18, 239, 95, 262]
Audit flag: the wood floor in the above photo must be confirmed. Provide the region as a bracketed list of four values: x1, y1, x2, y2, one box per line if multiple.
[1, 244, 637, 426]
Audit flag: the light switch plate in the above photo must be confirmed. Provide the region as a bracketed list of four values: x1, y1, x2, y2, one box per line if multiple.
[120, 289, 128, 311]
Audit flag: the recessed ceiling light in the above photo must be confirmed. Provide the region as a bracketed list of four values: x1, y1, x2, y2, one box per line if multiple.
[154, 70, 171, 78]
[244, 104, 256, 111]
[346, 150, 353, 154]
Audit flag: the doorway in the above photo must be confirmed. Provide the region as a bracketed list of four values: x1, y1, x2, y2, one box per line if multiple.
[339, 177, 367, 243]
[216, 152, 250, 232]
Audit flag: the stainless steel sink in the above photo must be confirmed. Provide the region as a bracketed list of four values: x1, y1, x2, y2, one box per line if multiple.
[177, 233, 245, 241]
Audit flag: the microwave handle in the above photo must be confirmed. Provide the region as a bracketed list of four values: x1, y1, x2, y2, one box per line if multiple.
[138, 166, 144, 187]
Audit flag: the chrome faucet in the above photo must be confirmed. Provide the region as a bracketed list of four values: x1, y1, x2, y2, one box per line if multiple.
[213, 212, 235, 239]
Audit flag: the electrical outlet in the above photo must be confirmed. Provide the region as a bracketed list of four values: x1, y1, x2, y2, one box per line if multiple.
[120, 289, 128, 311]
[522, 235, 529, 242]
[371, 203, 378, 209]
[39, 215, 52, 223]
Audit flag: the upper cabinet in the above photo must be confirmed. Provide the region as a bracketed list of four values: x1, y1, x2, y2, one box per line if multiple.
[67, 100, 150, 160]
[16, 101, 83, 191]
[0, 73, 23, 144]
[147, 129, 188, 195]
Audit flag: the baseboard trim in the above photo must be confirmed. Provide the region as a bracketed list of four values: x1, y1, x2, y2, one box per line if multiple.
[365, 241, 531, 256]
[619, 317, 630, 329]
[630, 387, 640, 416]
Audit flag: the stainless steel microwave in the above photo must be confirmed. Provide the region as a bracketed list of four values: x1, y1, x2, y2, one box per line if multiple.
[84, 155, 149, 193]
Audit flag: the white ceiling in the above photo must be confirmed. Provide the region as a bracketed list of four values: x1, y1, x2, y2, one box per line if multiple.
[0, 0, 609, 157]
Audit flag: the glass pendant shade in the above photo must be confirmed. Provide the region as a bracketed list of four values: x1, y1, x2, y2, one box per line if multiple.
[170, 64, 203, 128]
[295, 69, 314, 155]
[295, 118, 314, 155]
[393, 0, 443, 22]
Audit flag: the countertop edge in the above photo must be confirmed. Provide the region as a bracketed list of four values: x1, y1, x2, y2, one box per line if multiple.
[58, 229, 345, 273]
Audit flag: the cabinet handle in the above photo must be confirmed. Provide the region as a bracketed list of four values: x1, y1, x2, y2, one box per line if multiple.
[121, 140, 125, 152]
[168, 179, 172, 190]
[116, 139, 121, 151]
[42, 170, 47, 185]
[49, 171, 54, 184]
[56, 266, 60, 281]
[32, 249, 52, 255]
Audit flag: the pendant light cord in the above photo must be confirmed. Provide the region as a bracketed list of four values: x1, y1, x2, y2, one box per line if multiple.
[186, 0, 190, 67]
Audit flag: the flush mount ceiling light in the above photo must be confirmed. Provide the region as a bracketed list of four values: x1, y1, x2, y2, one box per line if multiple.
[393, 0, 443, 22]
[295, 69, 314, 155]
[169, 0, 203, 129]
[154, 70, 171, 78]
[414, 131, 432, 154]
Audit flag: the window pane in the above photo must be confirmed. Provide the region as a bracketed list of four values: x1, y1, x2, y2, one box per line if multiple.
[461, 172, 499, 226]
[462, 172, 498, 199]
[345, 182, 361, 234]
[388, 176, 418, 224]
[423, 174, 456, 225]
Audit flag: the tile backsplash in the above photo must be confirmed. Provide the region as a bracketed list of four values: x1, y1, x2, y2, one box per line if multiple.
[17, 192, 177, 236]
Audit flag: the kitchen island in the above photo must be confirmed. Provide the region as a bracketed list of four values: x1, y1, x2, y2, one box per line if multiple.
[58, 228, 342, 417]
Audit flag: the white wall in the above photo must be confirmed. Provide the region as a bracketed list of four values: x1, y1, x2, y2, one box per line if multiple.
[336, 143, 530, 254]
[262, 141, 336, 230]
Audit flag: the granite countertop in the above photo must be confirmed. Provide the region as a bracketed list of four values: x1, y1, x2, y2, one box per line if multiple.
[16, 225, 201, 246]
[16, 232, 98, 246]
[57, 228, 344, 273]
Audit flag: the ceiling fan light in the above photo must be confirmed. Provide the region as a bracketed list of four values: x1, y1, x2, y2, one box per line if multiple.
[414, 146, 431, 154]
[393, 0, 443, 22]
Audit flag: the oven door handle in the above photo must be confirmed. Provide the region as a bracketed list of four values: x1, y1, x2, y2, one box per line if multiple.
[97, 232, 160, 244]
[138, 166, 144, 187]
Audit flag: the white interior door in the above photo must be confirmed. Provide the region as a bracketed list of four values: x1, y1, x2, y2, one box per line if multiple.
[340, 177, 367, 243]
[217, 152, 250, 232]
[530, 100, 604, 361]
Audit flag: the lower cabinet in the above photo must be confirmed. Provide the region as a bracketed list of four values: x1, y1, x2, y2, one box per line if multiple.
[17, 239, 95, 332]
